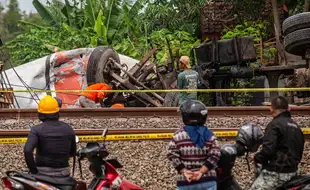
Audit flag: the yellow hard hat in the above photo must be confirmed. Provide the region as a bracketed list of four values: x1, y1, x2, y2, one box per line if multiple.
[38, 95, 60, 114]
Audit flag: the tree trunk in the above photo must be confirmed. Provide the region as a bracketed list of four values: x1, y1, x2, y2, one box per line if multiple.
[304, 0, 310, 12]
[271, 0, 286, 65]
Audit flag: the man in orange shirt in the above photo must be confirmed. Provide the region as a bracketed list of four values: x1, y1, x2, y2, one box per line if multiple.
[78, 83, 112, 108]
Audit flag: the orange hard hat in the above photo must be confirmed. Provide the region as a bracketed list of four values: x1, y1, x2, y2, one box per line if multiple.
[38, 95, 60, 114]
[111, 104, 125, 108]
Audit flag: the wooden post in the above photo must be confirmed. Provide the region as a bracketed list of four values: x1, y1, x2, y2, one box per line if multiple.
[271, 0, 286, 65]
[305, 0, 310, 12]
[260, 30, 264, 65]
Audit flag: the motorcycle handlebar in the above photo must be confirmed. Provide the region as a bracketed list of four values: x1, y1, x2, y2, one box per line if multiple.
[76, 143, 109, 159]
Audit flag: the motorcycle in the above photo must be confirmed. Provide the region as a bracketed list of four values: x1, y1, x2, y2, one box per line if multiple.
[216, 124, 310, 190]
[1, 127, 144, 190]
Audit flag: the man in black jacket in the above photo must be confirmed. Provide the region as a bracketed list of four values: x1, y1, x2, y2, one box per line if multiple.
[250, 96, 305, 190]
[24, 95, 76, 177]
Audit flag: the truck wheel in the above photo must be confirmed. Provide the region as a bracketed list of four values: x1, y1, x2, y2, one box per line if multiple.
[87, 46, 121, 85]
[283, 12, 310, 36]
[284, 28, 310, 56]
[163, 92, 180, 107]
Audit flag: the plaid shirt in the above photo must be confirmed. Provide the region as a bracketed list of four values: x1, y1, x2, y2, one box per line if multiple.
[167, 129, 221, 186]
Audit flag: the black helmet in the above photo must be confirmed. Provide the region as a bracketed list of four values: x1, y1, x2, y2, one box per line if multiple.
[236, 122, 264, 152]
[179, 100, 208, 126]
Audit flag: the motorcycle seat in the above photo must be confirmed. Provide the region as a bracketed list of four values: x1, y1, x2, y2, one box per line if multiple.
[32, 175, 77, 186]
[17, 172, 77, 186]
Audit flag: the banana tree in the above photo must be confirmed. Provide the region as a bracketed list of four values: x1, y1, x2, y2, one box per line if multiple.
[32, 0, 144, 45]
[32, 0, 84, 28]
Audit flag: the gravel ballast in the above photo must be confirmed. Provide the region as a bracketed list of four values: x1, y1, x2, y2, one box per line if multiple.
[0, 141, 310, 190]
[0, 116, 309, 189]
[1, 116, 310, 130]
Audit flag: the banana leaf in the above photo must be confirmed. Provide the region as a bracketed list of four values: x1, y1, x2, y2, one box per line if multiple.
[94, 10, 108, 44]
[32, 0, 57, 26]
[84, 0, 97, 27]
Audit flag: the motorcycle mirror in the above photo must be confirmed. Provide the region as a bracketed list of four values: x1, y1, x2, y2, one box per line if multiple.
[102, 128, 109, 138]
[75, 136, 79, 143]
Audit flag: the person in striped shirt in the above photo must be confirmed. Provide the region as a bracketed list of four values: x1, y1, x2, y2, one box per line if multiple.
[167, 100, 221, 190]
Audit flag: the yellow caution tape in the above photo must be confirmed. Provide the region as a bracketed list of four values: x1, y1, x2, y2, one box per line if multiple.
[0, 137, 28, 144]
[302, 128, 310, 135]
[0, 134, 176, 144]
[215, 131, 238, 137]
[0, 129, 310, 144]
[79, 133, 174, 141]
[1, 87, 310, 93]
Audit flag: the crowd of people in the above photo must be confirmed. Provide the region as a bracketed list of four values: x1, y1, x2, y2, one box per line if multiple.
[167, 97, 304, 190]
[22, 93, 305, 190]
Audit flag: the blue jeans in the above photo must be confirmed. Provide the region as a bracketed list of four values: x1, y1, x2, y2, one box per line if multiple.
[177, 181, 217, 190]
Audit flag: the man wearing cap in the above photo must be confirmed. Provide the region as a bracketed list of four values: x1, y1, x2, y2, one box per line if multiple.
[177, 56, 200, 105]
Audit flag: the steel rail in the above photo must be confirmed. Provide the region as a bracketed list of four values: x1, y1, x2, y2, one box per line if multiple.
[0, 106, 310, 119]
[0, 128, 237, 137]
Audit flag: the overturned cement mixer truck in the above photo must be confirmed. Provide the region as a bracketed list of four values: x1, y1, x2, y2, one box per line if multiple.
[5, 35, 264, 108]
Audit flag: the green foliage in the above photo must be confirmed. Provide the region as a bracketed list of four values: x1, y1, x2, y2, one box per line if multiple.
[23, 13, 46, 26]
[113, 37, 143, 59]
[0, 0, 24, 42]
[222, 21, 270, 42]
[41, 0, 144, 43]
[148, 29, 201, 64]
[2, 0, 22, 34]
[263, 47, 277, 64]
[230, 78, 255, 106]
[198, 93, 213, 106]
[222, 22, 273, 106]
[3, 22, 96, 65]
[114, 29, 201, 64]
[222, 21, 275, 64]
[93, 10, 108, 44]
[4, 0, 146, 65]
[137, 0, 206, 37]
[33, 0, 58, 26]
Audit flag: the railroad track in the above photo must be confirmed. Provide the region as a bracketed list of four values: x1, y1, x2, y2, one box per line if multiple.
[1, 128, 310, 144]
[0, 106, 310, 119]
[0, 128, 237, 137]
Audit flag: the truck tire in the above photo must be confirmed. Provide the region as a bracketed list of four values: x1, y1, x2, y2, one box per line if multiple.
[163, 92, 180, 107]
[87, 46, 120, 85]
[284, 28, 310, 56]
[283, 12, 310, 36]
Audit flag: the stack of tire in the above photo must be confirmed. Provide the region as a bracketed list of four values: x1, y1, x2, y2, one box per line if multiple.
[283, 12, 310, 57]
[283, 12, 310, 98]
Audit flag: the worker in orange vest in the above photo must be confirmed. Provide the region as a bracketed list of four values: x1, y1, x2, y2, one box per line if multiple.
[78, 83, 112, 108]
